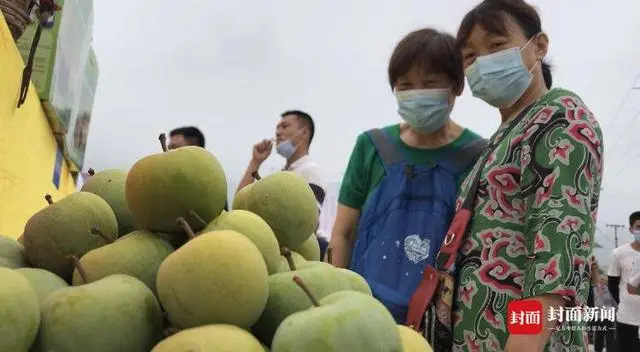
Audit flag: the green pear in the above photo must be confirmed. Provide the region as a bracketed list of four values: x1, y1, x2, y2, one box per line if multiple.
[125, 144, 227, 233]
[0, 235, 30, 268]
[336, 268, 372, 295]
[292, 234, 320, 261]
[0, 267, 40, 352]
[36, 274, 163, 352]
[398, 325, 433, 352]
[271, 277, 402, 352]
[81, 168, 135, 236]
[232, 183, 253, 210]
[157, 228, 268, 329]
[279, 250, 308, 272]
[246, 171, 318, 248]
[151, 324, 265, 352]
[15, 268, 68, 304]
[252, 264, 371, 346]
[205, 210, 281, 274]
[71, 230, 174, 295]
[22, 192, 118, 282]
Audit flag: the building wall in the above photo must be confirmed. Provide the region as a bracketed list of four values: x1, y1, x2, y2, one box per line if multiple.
[0, 15, 77, 238]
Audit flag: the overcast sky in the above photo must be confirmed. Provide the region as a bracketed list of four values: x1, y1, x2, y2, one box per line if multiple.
[85, 0, 640, 267]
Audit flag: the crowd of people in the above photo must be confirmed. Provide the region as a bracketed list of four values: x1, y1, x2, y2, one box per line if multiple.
[161, 0, 640, 351]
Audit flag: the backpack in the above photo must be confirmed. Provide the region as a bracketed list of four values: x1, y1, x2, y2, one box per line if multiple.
[349, 128, 487, 323]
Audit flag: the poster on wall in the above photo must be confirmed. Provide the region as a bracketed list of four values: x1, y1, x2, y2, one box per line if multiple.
[16, 0, 94, 134]
[64, 47, 99, 172]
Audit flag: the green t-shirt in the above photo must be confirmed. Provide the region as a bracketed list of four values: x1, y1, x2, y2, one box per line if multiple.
[338, 124, 484, 210]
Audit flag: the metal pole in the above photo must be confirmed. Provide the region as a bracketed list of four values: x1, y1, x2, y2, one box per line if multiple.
[606, 224, 626, 247]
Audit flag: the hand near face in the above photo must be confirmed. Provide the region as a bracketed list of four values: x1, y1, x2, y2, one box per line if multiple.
[252, 139, 273, 164]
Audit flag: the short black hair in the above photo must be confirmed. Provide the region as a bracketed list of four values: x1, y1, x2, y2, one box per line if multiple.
[170, 126, 205, 147]
[630, 211, 640, 227]
[456, 0, 552, 89]
[281, 110, 315, 146]
[388, 28, 465, 94]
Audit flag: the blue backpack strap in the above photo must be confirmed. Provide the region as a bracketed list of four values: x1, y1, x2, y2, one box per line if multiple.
[438, 138, 489, 174]
[366, 128, 406, 169]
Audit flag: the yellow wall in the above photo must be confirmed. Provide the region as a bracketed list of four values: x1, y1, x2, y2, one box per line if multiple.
[0, 14, 77, 238]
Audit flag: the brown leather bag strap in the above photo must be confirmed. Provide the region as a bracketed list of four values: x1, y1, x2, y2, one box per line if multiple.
[435, 103, 534, 271]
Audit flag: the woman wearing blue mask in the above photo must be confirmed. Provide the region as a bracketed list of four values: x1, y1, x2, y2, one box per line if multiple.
[450, 0, 604, 351]
[329, 28, 486, 325]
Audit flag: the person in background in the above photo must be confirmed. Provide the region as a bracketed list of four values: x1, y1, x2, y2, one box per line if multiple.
[452, 0, 603, 350]
[317, 180, 341, 257]
[235, 111, 328, 257]
[593, 275, 616, 352]
[607, 211, 640, 350]
[168, 126, 205, 150]
[168, 126, 228, 211]
[329, 27, 485, 323]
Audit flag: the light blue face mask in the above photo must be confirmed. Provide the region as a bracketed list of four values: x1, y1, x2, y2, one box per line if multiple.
[465, 38, 538, 108]
[395, 89, 452, 134]
[276, 140, 297, 159]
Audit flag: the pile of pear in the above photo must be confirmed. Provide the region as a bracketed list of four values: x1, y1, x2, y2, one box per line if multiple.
[0, 134, 432, 352]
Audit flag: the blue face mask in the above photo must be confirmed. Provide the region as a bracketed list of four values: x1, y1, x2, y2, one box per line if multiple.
[395, 89, 452, 134]
[276, 140, 297, 159]
[465, 38, 537, 108]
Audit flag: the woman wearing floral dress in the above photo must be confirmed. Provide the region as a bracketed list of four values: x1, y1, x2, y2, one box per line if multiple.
[450, 0, 604, 351]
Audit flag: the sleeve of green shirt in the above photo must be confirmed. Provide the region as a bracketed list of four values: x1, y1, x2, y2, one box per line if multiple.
[338, 133, 370, 210]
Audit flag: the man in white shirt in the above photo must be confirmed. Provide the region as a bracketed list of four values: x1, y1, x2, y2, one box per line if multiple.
[607, 211, 640, 350]
[235, 111, 327, 257]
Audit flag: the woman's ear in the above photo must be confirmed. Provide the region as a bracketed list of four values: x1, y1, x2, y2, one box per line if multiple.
[535, 33, 549, 61]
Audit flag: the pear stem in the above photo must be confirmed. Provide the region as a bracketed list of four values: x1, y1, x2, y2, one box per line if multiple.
[177, 217, 196, 240]
[45, 194, 53, 205]
[189, 210, 208, 227]
[281, 247, 296, 271]
[293, 276, 321, 307]
[67, 255, 87, 283]
[159, 133, 168, 152]
[91, 227, 113, 243]
[88, 168, 95, 176]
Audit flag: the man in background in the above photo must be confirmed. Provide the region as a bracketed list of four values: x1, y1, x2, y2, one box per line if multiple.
[317, 180, 340, 259]
[235, 110, 327, 258]
[592, 264, 615, 352]
[168, 126, 227, 211]
[607, 211, 640, 350]
[168, 126, 205, 150]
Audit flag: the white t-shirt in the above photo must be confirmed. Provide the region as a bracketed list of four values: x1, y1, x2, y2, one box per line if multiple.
[607, 243, 640, 326]
[287, 155, 326, 211]
[288, 155, 325, 188]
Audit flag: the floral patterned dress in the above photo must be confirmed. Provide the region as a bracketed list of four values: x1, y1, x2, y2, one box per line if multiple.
[451, 88, 604, 352]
